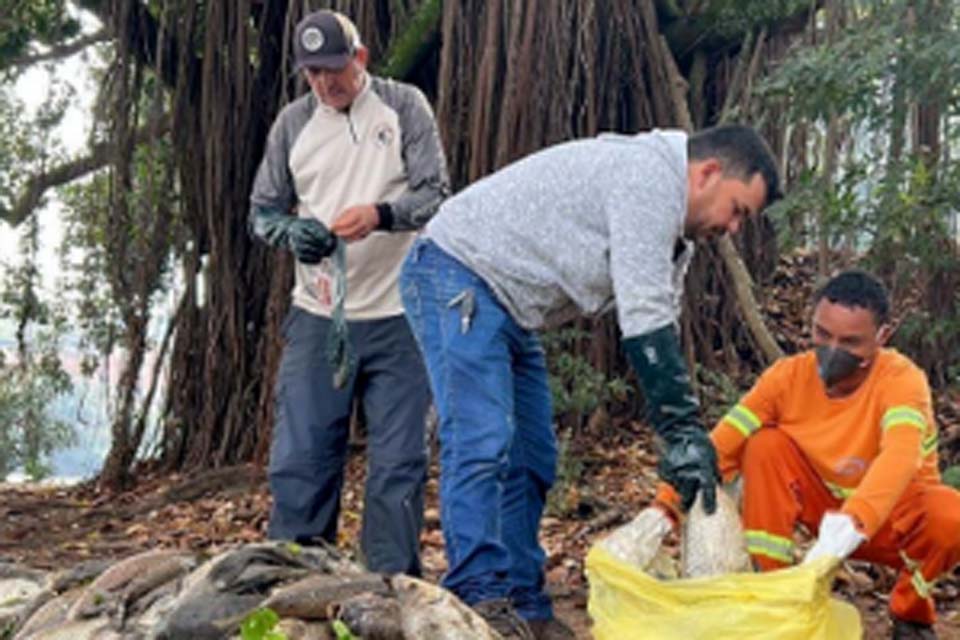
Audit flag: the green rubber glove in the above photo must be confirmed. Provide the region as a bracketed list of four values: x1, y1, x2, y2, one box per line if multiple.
[623, 324, 719, 514]
[252, 206, 338, 264]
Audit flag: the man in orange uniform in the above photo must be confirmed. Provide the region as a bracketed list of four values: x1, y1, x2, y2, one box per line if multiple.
[660, 270, 960, 639]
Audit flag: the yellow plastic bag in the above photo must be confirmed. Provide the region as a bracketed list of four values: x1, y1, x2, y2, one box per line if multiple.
[587, 546, 862, 639]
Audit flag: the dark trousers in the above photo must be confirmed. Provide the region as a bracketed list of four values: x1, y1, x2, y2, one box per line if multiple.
[267, 307, 430, 575]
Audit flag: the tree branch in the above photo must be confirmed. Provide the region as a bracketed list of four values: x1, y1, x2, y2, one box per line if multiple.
[664, 0, 820, 61]
[135, 285, 187, 457]
[715, 31, 785, 365]
[659, 23, 785, 364]
[0, 115, 170, 227]
[9, 30, 110, 69]
[77, 0, 194, 92]
[374, 0, 442, 80]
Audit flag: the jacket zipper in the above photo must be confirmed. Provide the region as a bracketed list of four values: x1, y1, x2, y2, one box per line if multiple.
[346, 111, 358, 144]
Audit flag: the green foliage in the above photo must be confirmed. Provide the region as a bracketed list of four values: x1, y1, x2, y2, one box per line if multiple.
[0, 221, 74, 480]
[0, 77, 72, 224]
[57, 133, 179, 371]
[541, 327, 627, 515]
[240, 608, 287, 640]
[848, 156, 958, 384]
[770, 151, 960, 384]
[545, 428, 586, 518]
[0, 353, 74, 480]
[542, 328, 630, 430]
[757, 1, 960, 125]
[755, 0, 960, 389]
[331, 620, 359, 640]
[695, 365, 746, 427]
[758, 23, 894, 123]
[703, 0, 817, 40]
[0, 0, 80, 71]
[375, 0, 442, 79]
[943, 465, 960, 490]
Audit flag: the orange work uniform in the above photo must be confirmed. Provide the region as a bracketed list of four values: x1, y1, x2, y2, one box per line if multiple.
[659, 348, 960, 624]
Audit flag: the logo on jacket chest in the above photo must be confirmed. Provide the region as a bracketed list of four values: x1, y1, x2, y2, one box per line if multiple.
[373, 122, 395, 148]
[834, 457, 867, 477]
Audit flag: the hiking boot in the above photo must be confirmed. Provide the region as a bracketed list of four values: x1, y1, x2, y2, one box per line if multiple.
[473, 598, 535, 640]
[892, 618, 937, 640]
[528, 616, 577, 639]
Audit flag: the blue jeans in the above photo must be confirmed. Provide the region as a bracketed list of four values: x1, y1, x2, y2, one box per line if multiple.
[400, 238, 557, 621]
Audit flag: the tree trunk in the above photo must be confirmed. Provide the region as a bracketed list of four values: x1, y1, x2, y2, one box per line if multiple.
[78, 0, 813, 478]
[100, 316, 148, 490]
[817, 0, 839, 278]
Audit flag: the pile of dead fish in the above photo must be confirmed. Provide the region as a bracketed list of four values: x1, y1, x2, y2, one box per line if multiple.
[0, 542, 501, 639]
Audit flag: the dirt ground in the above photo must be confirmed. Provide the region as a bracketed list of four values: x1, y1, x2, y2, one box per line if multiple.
[1, 431, 959, 639]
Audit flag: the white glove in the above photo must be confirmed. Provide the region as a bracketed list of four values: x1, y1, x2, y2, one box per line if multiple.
[802, 512, 866, 565]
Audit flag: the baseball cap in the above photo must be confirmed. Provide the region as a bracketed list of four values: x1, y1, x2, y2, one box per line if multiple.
[293, 10, 362, 72]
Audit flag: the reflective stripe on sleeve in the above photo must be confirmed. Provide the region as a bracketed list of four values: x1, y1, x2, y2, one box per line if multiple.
[881, 406, 926, 433]
[881, 406, 938, 456]
[723, 404, 762, 438]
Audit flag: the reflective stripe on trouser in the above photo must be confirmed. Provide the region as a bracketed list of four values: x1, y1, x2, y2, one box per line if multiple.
[741, 427, 960, 625]
[267, 307, 429, 576]
[400, 238, 557, 621]
[744, 529, 794, 564]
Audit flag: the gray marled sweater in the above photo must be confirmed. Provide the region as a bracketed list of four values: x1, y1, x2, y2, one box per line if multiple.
[426, 129, 693, 338]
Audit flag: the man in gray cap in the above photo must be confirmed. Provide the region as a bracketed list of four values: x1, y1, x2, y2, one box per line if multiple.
[249, 9, 449, 577]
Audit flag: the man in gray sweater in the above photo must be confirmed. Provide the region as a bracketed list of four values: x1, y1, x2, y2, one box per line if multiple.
[399, 125, 779, 639]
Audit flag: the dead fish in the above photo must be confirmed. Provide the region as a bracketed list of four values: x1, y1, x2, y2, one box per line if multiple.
[67, 550, 195, 621]
[148, 555, 259, 640]
[262, 572, 390, 620]
[594, 506, 674, 570]
[391, 575, 501, 640]
[48, 560, 113, 593]
[0, 577, 45, 610]
[681, 487, 751, 578]
[152, 542, 348, 640]
[12, 559, 114, 634]
[208, 543, 359, 591]
[275, 618, 335, 640]
[335, 591, 403, 640]
[121, 577, 182, 637]
[21, 617, 119, 640]
[0, 564, 47, 583]
[15, 587, 83, 639]
[0, 578, 43, 611]
[0, 576, 47, 637]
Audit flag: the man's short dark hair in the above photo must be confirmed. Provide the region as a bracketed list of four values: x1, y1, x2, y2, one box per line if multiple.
[814, 269, 890, 326]
[688, 124, 782, 207]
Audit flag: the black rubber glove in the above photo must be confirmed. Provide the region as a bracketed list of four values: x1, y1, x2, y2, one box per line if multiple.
[623, 324, 719, 514]
[251, 206, 338, 264]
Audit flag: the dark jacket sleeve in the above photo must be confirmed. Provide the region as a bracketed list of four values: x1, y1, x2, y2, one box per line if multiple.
[248, 95, 313, 236]
[374, 79, 450, 231]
